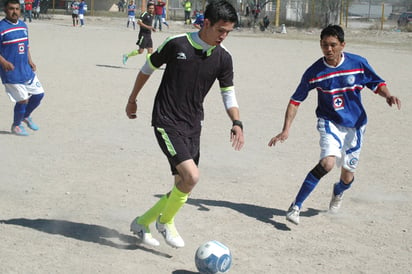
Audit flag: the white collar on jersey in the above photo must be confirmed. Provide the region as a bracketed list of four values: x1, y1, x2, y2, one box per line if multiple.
[323, 52, 345, 68]
[190, 32, 213, 53]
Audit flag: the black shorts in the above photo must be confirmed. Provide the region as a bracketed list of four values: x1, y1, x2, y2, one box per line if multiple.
[136, 33, 153, 49]
[72, 14, 79, 18]
[154, 127, 200, 175]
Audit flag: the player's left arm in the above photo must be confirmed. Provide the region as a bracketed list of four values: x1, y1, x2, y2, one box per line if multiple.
[226, 106, 244, 151]
[27, 47, 36, 72]
[137, 19, 155, 31]
[219, 53, 243, 150]
[376, 84, 401, 110]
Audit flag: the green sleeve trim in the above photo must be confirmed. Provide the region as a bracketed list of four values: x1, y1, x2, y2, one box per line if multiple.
[220, 86, 234, 92]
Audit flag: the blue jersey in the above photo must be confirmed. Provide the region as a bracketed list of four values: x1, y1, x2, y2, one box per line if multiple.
[79, 1, 85, 14]
[128, 4, 136, 16]
[0, 19, 34, 84]
[193, 13, 204, 27]
[291, 52, 385, 128]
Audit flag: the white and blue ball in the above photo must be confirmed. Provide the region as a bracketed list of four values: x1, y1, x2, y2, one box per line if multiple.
[195, 240, 232, 274]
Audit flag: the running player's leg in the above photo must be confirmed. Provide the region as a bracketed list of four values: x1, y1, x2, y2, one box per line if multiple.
[5, 84, 29, 135]
[330, 125, 364, 212]
[286, 118, 342, 224]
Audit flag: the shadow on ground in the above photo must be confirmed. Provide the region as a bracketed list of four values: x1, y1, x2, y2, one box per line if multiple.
[155, 195, 322, 231]
[1, 218, 172, 258]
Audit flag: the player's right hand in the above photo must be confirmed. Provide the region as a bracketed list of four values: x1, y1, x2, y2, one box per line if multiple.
[0, 61, 14, 72]
[126, 101, 137, 119]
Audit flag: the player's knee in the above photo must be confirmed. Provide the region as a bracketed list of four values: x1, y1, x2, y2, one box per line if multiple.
[310, 162, 329, 180]
[181, 170, 199, 189]
[320, 156, 336, 172]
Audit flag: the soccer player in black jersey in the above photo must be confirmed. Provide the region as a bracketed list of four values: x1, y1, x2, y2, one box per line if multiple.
[126, 0, 244, 248]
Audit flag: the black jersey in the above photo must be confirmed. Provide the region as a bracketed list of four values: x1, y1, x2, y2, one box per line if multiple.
[139, 11, 153, 34]
[149, 33, 234, 136]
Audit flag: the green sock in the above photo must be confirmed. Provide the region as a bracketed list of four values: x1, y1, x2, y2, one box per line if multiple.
[137, 194, 168, 226]
[159, 186, 188, 224]
[127, 49, 140, 58]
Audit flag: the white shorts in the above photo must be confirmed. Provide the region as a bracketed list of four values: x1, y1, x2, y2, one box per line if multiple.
[4, 75, 45, 102]
[79, 14, 84, 20]
[128, 15, 135, 22]
[317, 118, 365, 172]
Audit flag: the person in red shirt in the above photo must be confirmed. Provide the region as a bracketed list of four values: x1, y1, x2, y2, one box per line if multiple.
[24, 0, 33, 22]
[153, 0, 165, 31]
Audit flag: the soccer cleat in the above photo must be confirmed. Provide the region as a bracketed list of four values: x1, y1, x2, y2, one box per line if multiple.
[23, 117, 39, 131]
[329, 186, 344, 214]
[11, 124, 29, 136]
[156, 217, 185, 248]
[122, 54, 128, 65]
[286, 204, 300, 225]
[130, 217, 160, 247]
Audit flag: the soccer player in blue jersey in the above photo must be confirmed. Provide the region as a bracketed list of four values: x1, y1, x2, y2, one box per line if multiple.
[78, 0, 86, 26]
[0, 0, 45, 136]
[126, 0, 136, 29]
[268, 25, 401, 225]
[125, 0, 244, 248]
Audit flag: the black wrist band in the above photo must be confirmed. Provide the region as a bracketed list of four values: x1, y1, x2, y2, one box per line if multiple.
[232, 120, 243, 130]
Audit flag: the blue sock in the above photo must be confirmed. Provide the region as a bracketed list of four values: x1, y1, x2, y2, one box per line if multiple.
[333, 179, 353, 196]
[24, 93, 44, 118]
[13, 103, 27, 126]
[294, 172, 320, 209]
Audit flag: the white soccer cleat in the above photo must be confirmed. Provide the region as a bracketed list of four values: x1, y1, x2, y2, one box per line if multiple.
[286, 204, 300, 225]
[130, 217, 160, 247]
[156, 217, 185, 248]
[329, 191, 344, 214]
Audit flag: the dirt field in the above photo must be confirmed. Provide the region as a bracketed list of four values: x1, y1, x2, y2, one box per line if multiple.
[0, 15, 411, 274]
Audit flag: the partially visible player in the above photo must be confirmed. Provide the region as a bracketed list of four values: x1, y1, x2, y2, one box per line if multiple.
[126, 0, 136, 29]
[193, 10, 204, 29]
[123, 2, 155, 65]
[268, 24, 401, 225]
[0, 0, 45, 136]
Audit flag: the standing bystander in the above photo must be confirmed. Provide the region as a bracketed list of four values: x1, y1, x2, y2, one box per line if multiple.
[126, 0, 136, 29]
[161, 5, 169, 28]
[23, 0, 33, 22]
[182, 0, 191, 24]
[71, 0, 80, 26]
[153, 0, 165, 31]
[78, 0, 86, 26]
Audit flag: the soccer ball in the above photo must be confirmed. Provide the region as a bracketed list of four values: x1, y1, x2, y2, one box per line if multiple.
[195, 240, 232, 274]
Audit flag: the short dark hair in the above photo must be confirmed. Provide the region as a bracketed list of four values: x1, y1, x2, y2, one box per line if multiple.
[204, 0, 237, 26]
[4, 0, 20, 7]
[321, 25, 345, 43]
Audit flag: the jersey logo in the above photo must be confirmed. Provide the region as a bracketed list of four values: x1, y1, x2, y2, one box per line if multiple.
[348, 157, 358, 168]
[333, 95, 344, 110]
[18, 43, 25, 55]
[347, 75, 355, 85]
[176, 52, 186, 60]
